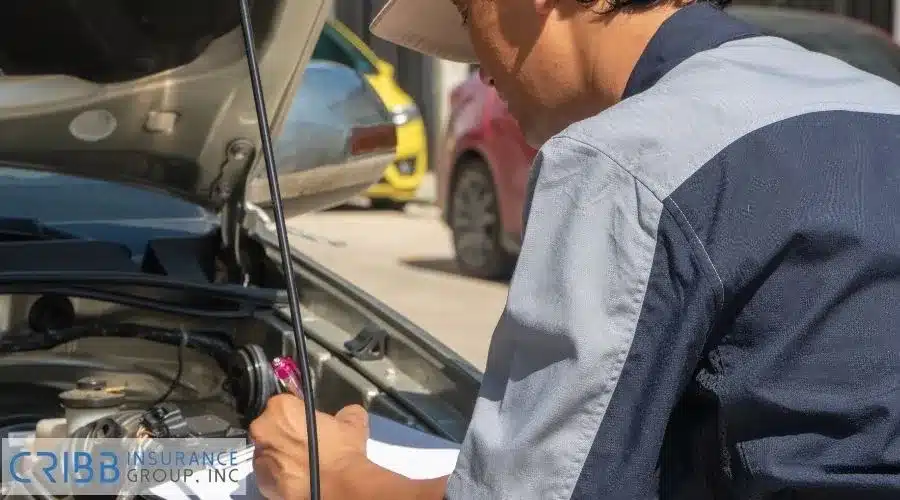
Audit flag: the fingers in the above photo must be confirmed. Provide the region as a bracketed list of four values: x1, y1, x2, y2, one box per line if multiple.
[334, 404, 369, 442]
[253, 448, 310, 500]
[247, 395, 306, 448]
[250, 395, 306, 447]
[249, 396, 369, 449]
[252, 452, 281, 499]
[249, 399, 370, 499]
[265, 393, 305, 414]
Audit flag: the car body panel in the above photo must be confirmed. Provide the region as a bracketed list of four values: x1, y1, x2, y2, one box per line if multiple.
[367, 118, 429, 200]
[438, 6, 900, 259]
[244, 210, 482, 441]
[314, 20, 429, 203]
[0, 0, 395, 219]
[438, 74, 534, 250]
[0, 60, 396, 252]
[244, 61, 396, 216]
[0, 1, 478, 457]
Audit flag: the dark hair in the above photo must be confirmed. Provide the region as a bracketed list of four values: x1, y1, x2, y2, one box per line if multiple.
[580, 0, 732, 11]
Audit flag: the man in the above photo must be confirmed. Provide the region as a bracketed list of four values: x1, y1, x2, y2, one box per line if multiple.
[250, 0, 900, 498]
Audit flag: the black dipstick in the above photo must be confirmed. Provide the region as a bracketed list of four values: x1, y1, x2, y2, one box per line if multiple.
[235, 1, 321, 499]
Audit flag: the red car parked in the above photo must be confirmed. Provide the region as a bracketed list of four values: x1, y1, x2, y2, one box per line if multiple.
[437, 5, 900, 279]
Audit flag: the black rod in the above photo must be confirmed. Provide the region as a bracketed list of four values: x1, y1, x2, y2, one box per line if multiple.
[234, 1, 321, 498]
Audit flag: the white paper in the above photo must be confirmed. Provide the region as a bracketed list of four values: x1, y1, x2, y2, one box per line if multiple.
[366, 414, 461, 480]
[148, 414, 461, 499]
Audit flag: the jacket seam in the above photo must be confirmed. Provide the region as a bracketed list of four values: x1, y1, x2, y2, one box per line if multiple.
[556, 134, 726, 313]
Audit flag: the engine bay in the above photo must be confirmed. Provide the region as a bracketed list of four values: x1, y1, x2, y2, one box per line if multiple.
[0, 291, 372, 499]
[0, 292, 285, 437]
[0, 223, 478, 498]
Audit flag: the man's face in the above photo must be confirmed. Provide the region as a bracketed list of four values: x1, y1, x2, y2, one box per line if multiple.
[454, 0, 580, 147]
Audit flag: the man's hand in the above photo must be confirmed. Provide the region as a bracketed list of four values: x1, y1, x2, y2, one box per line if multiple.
[249, 395, 368, 499]
[249, 395, 450, 500]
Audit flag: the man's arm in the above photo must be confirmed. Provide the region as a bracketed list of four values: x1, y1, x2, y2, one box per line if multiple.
[441, 136, 721, 499]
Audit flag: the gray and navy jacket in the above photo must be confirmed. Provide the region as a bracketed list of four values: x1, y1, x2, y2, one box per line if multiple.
[445, 3, 900, 499]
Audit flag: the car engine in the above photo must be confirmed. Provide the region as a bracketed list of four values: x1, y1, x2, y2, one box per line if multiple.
[0, 291, 292, 498]
[17, 341, 277, 442]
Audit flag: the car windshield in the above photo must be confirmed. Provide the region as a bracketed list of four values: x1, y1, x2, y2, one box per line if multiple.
[0, 166, 216, 256]
[312, 23, 378, 75]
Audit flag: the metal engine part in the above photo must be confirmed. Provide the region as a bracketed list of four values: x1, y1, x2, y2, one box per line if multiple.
[58, 376, 128, 435]
[32, 375, 144, 442]
[224, 343, 278, 425]
[33, 374, 247, 440]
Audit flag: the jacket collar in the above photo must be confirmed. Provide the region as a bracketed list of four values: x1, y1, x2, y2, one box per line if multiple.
[623, 3, 761, 99]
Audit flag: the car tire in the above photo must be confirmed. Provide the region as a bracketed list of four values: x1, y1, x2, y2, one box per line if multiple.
[449, 158, 516, 280]
[370, 199, 407, 211]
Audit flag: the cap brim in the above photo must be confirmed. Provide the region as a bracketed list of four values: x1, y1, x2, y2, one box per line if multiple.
[370, 0, 477, 63]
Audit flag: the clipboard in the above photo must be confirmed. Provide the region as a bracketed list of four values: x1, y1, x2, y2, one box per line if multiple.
[146, 413, 461, 499]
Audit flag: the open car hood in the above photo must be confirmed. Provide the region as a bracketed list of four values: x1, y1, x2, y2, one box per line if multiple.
[0, 0, 395, 214]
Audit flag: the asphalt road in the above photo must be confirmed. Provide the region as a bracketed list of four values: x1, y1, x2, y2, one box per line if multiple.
[288, 204, 507, 371]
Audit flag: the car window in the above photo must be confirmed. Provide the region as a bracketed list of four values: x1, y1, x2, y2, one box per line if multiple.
[312, 28, 356, 70]
[311, 25, 377, 75]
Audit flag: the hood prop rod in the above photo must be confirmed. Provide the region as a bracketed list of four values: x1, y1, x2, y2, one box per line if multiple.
[236, 1, 321, 499]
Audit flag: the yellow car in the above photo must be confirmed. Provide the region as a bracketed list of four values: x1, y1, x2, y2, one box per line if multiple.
[312, 20, 429, 209]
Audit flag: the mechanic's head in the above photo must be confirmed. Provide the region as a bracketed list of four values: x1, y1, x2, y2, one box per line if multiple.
[373, 0, 731, 147]
[465, 0, 727, 146]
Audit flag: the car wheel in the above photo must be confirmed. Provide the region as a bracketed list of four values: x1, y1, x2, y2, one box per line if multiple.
[449, 159, 516, 280]
[370, 199, 407, 211]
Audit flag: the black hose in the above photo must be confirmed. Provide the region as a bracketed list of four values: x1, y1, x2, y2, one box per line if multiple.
[234, 1, 321, 499]
[0, 323, 233, 368]
[150, 327, 188, 406]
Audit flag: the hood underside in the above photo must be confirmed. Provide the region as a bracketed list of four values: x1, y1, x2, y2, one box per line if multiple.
[0, 0, 395, 214]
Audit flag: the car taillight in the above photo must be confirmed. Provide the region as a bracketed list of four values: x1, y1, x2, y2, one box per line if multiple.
[348, 124, 396, 156]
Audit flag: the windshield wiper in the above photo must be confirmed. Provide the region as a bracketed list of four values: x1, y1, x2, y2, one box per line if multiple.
[0, 217, 75, 241]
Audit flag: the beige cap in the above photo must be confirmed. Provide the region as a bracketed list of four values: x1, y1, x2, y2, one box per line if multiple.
[370, 0, 477, 63]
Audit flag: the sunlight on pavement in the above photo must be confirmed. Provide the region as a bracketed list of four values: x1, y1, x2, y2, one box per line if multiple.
[288, 205, 507, 370]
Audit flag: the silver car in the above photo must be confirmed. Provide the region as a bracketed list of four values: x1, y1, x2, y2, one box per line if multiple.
[0, 2, 478, 497]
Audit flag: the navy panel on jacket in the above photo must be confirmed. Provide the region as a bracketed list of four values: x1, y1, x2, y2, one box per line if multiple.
[667, 110, 900, 497]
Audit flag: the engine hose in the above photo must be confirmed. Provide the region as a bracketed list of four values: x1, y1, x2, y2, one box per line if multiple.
[21, 480, 55, 500]
[0, 414, 47, 430]
[0, 323, 234, 367]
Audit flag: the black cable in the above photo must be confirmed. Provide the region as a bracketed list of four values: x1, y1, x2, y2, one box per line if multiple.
[234, 2, 321, 499]
[0, 271, 285, 306]
[150, 327, 188, 406]
[0, 322, 234, 368]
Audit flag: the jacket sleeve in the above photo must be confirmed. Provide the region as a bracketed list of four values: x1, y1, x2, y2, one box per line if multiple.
[444, 136, 721, 499]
